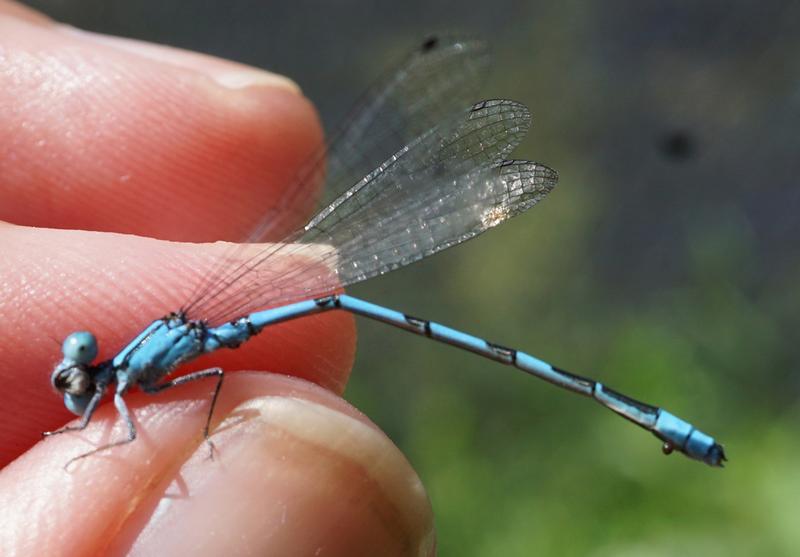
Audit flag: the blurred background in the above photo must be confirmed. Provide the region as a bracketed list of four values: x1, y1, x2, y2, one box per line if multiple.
[25, 0, 799, 554]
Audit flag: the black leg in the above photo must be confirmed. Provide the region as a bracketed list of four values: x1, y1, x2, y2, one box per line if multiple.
[63, 390, 137, 470]
[43, 385, 107, 438]
[142, 368, 224, 456]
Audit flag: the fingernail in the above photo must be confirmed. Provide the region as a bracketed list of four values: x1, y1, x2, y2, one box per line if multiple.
[56, 24, 301, 92]
[127, 396, 435, 557]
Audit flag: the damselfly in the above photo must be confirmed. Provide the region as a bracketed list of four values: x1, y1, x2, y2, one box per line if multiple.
[45, 36, 725, 468]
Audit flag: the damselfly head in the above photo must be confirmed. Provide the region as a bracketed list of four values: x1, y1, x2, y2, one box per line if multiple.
[51, 331, 99, 415]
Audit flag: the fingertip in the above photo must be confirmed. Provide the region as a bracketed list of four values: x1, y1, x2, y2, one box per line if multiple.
[57, 25, 302, 94]
[0, 375, 434, 557]
[128, 387, 434, 556]
[0, 17, 323, 240]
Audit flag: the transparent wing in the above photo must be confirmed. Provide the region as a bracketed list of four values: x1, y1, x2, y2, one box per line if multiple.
[244, 35, 490, 243]
[184, 36, 490, 311]
[306, 99, 531, 234]
[188, 99, 528, 319]
[186, 100, 558, 324]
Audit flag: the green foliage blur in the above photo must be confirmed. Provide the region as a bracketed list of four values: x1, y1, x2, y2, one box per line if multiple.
[35, 0, 799, 554]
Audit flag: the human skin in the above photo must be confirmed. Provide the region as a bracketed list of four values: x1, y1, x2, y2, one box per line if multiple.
[0, 2, 435, 555]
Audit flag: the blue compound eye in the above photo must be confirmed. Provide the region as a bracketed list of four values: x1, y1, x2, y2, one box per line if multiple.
[62, 331, 98, 365]
[64, 391, 94, 416]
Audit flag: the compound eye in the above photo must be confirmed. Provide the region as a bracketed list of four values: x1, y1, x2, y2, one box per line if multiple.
[62, 331, 98, 365]
[64, 391, 94, 416]
[51, 366, 92, 396]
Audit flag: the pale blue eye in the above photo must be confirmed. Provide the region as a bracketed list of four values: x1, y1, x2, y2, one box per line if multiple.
[62, 331, 98, 365]
[64, 392, 93, 416]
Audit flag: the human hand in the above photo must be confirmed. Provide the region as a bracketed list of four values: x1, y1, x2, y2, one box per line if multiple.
[0, 2, 434, 555]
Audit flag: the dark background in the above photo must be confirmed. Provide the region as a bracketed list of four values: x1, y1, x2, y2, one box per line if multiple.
[24, 1, 800, 554]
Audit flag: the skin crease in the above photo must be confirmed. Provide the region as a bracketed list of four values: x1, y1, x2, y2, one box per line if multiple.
[0, 2, 435, 556]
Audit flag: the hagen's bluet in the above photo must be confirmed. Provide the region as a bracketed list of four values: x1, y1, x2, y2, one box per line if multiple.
[44, 36, 726, 469]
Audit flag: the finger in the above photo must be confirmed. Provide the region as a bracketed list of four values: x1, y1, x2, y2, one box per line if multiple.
[0, 374, 435, 557]
[0, 0, 52, 24]
[0, 5, 322, 241]
[0, 224, 355, 466]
